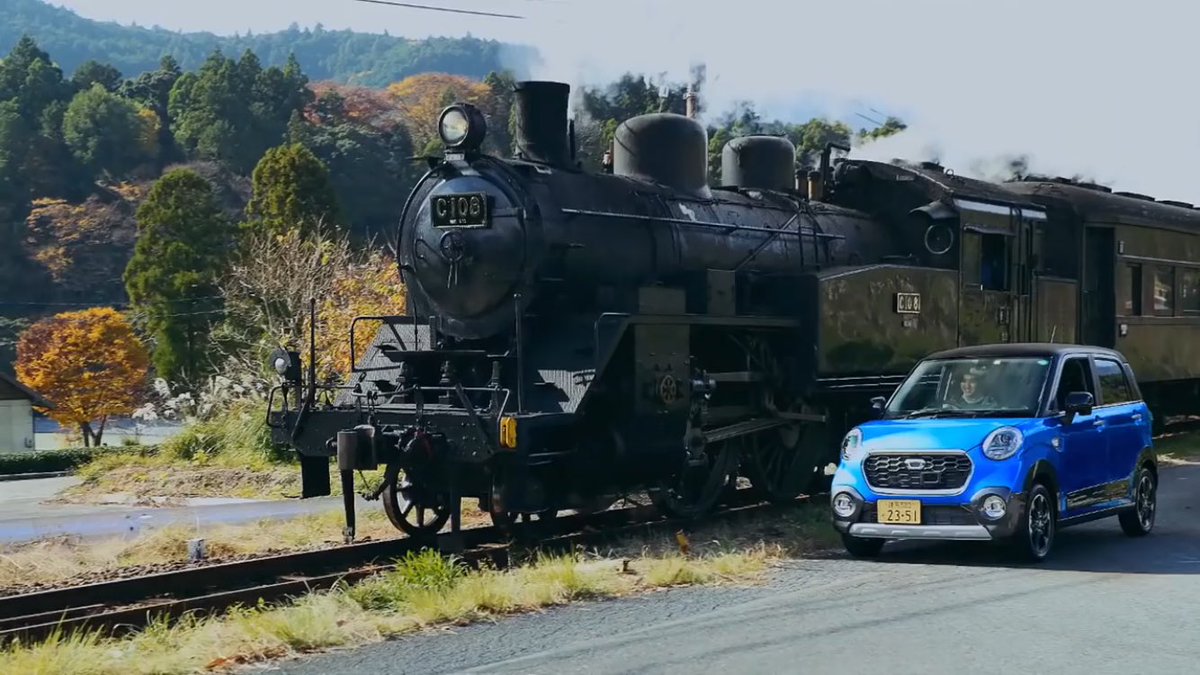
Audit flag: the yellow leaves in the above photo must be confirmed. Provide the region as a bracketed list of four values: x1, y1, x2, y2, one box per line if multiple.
[23, 188, 139, 286]
[387, 73, 491, 150]
[14, 307, 150, 431]
[135, 106, 160, 159]
[316, 248, 406, 381]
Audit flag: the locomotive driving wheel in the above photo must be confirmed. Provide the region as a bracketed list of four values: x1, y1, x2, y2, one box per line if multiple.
[743, 402, 828, 504]
[381, 471, 453, 538]
[649, 435, 742, 520]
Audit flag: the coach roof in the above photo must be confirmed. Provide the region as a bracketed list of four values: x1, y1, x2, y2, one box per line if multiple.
[923, 342, 1127, 362]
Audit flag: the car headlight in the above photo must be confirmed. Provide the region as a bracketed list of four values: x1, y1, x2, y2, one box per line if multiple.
[841, 427, 863, 462]
[982, 426, 1023, 461]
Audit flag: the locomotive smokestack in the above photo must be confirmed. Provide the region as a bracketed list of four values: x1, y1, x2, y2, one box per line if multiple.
[685, 84, 697, 119]
[513, 80, 572, 168]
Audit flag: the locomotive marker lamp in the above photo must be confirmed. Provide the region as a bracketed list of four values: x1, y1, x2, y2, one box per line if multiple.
[269, 347, 303, 385]
[438, 103, 488, 153]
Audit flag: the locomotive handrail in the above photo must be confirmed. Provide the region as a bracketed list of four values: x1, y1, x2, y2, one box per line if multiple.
[349, 314, 426, 373]
[265, 384, 286, 429]
[559, 207, 847, 240]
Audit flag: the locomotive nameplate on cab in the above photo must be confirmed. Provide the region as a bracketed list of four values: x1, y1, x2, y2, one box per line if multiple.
[432, 192, 490, 228]
[895, 292, 921, 314]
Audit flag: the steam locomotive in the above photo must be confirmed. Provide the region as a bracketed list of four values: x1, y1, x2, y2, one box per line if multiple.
[268, 79, 1200, 540]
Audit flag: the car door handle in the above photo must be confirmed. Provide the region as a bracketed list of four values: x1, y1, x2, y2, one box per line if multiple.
[1093, 419, 1104, 427]
[1132, 413, 1142, 421]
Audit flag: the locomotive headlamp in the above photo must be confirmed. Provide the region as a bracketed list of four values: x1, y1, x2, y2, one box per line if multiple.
[438, 103, 487, 151]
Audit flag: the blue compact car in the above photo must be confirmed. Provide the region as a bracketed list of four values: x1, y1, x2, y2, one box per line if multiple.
[829, 343, 1158, 562]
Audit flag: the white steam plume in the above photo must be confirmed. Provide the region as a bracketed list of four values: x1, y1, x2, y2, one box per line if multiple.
[504, 0, 1200, 203]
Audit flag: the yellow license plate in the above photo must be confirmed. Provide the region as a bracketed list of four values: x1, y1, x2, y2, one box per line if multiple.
[877, 500, 921, 524]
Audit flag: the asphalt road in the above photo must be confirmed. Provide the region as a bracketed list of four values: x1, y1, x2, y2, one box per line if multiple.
[271, 463, 1200, 675]
[0, 476, 366, 544]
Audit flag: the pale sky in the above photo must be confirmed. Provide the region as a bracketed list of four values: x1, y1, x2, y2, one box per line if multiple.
[47, 0, 1200, 205]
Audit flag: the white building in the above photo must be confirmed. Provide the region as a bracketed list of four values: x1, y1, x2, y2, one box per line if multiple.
[0, 372, 51, 454]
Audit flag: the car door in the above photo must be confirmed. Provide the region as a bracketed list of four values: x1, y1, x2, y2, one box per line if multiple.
[1052, 355, 1107, 514]
[1091, 356, 1146, 504]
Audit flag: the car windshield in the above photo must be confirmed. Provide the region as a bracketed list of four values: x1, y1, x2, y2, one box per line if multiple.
[884, 356, 1053, 419]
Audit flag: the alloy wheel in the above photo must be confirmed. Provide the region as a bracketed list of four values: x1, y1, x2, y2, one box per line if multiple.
[1028, 490, 1054, 558]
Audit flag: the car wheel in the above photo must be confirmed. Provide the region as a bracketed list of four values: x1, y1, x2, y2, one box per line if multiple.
[841, 533, 885, 558]
[1118, 465, 1156, 537]
[1011, 482, 1055, 562]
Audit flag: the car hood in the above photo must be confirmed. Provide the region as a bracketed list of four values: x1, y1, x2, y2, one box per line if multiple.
[858, 418, 1036, 452]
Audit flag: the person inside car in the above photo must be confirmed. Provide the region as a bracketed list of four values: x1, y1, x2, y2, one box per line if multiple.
[954, 366, 998, 407]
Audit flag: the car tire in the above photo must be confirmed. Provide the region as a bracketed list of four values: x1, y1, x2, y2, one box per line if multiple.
[1010, 482, 1055, 563]
[1118, 465, 1156, 537]
[841, 533, 885, 558]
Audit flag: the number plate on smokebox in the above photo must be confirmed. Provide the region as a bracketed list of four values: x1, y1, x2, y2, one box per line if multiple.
[877, 499, 921, 524]
[432, 192, 489, 228]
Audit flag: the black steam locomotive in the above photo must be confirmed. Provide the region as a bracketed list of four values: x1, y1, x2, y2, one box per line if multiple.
[268, 79, 1200, 540]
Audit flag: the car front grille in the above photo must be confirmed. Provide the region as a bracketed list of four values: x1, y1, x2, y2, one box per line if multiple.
[863, 452, 972, 492]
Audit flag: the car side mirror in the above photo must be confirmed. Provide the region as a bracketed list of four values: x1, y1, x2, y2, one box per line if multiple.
[1062, 391, 1094, 423]
[870, 396, 887, 418]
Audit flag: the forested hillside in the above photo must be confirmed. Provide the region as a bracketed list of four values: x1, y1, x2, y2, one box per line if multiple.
[6, 0, 533, 86]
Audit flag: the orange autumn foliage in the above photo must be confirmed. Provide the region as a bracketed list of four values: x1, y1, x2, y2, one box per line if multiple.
[307, 81, 406, 133]
[317, 248, 407, 383]
[387, 73, 490, 149]
[15, 307, 150, 447]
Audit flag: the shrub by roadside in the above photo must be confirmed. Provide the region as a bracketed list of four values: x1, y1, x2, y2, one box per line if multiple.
[0, 446, 147, 477]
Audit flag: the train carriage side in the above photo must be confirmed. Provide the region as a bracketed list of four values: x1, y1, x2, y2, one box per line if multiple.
[801, 158, 1069, 437]
[1002, 180, 1200, 424]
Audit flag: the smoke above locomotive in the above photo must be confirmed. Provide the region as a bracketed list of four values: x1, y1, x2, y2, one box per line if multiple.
[397, 80, 879, 341]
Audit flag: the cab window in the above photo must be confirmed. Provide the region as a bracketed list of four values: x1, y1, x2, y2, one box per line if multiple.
[1052, 357, 1095, 412]
[1095, 358, 1136, 405]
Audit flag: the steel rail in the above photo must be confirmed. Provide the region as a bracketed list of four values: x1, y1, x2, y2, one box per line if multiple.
[0, 486, 795, 645]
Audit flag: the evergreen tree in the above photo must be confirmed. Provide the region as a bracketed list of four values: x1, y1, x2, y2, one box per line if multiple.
[119, 55, 182, 168]
[70, 60, 123, 92]
[245, 142, 341, 238]
[169, 49, 311, 173]
[62, 83, 151, 176]
[123, 169, 234, 385]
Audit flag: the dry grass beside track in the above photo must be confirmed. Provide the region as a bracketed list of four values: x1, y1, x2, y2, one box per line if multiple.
[0, 501, 839, 674]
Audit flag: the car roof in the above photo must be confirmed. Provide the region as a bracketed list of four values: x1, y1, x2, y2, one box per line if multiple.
[923, 342, 1127, 362]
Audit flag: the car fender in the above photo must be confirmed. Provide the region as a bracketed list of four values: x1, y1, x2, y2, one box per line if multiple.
[1022, 458, 1060, 507]
[1123, 446, 1157, 499]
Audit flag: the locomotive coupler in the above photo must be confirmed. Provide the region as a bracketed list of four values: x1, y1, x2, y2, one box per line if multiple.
[335, 424, 382, 544]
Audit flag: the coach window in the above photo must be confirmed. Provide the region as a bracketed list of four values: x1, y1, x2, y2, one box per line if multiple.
[1119, 263, 1143, 315]
[1153, 266, 1175, 315]
[1094, 358, 1135, 405]
[1181, 268, 1200, 314]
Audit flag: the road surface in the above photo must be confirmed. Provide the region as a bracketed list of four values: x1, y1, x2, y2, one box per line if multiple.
[271, 462, 1200, 675]
[0, 476, 367, 545]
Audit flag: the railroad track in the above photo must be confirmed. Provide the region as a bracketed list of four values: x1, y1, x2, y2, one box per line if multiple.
[0, 486, 806, 646]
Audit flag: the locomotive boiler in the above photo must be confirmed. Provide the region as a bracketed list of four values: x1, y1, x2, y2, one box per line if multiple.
[268, 77, 1200, 541]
